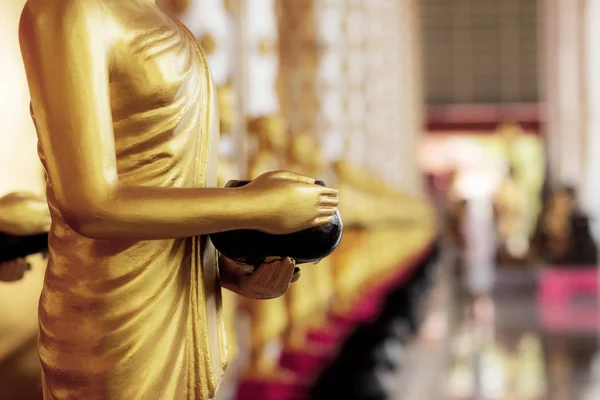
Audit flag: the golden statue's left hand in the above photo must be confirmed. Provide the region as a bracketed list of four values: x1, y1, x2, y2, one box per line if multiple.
[220, 256, 300, 299]
[0, 192, 51, 236]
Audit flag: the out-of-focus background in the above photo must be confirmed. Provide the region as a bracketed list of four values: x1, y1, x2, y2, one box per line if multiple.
[2, 0, 600, 399]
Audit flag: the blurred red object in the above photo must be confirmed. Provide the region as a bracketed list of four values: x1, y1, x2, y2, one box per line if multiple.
[537, 267, 599, 333]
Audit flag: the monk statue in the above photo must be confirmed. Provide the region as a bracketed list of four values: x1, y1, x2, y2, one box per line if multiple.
[283, 132, 334, 348]
[247, 115, 288, 178]
[241, 115, 296, 381]
[494, 165, 530, 263]
[329, 158, 436, 314]
[217, 82, 238, 135]
[0, 192, 50, 237]
[18, 1, 338, 399]
[0, 191, 50, 282]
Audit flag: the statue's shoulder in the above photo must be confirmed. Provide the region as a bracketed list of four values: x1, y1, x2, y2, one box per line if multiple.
[21, 0, 107, 35]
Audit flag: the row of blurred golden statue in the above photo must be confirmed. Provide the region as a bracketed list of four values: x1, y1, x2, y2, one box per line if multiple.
[0, 107, 436, 397]
[0, 1, 436, 399]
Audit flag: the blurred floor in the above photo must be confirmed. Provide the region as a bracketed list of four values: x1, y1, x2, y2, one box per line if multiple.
[442, 267, 598, 400]
[393, 241, 455, 400]
[1, 256, 598, 400]
[389, 224, 599, 400]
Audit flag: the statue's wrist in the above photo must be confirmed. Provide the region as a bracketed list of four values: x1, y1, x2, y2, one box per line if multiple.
[230, 187, 267, 231]
[211, 187, 262, 232]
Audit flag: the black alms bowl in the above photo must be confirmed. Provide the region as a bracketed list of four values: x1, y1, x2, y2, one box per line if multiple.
[209, 180, 343, 266]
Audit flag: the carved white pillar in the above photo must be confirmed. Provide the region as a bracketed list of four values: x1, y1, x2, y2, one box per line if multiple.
[583, 0, 600, 239]
[314, 0, 347, 163]
[543, 0, 600, 241]
[277, 0, 423, 192]
[398, 0, 425, 194]
[543, 0, 586, 191]
[245, 0, 280, 118]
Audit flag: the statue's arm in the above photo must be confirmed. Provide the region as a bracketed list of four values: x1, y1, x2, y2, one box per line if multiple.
[18, 1, 337, 241]
[17, 2, 261, 240]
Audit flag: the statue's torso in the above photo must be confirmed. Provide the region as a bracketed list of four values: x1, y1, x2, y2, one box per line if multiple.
[29, 4, 225, 399]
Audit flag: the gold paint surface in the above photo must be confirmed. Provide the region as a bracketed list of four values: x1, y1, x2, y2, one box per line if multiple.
[20, 1, 225, 398]
[18, 1, 338, 397]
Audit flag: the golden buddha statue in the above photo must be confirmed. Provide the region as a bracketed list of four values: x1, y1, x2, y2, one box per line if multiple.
[247, 115, 288, 178]
[217, 81, 237, 135]
[0, 191, 50, 282]
[18, 1, 338, 399]
[241, 115, 295, 380]
[283, 132, 334, 347]
[329, 159, 436, 313]
[494, 166, 530, 262]
[333, 160, 435, 228]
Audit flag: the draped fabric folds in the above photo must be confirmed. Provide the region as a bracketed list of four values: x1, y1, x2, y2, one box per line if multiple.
[33, 15, 226, 400]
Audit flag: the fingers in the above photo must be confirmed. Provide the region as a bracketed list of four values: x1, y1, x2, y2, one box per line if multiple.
[244, 257, 295, 298]
[318, 207, 338, 216]
[252, 257, 294, 284]
[318, 187, 339, 196]
[310, 216, 334, 227]
[318, 196, 339, 206]
[275, 257, 296, 288]
[250, 261, 280, 289]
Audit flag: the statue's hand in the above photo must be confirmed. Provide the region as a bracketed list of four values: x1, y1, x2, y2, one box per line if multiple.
[244, 170, 339, 235]
[0, 258, 31, 282]
[220, 255, 300, 299]
[0, 192, 51, 236]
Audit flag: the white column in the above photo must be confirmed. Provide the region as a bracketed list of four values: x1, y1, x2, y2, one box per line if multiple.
[543, 0, 586, 191]
[544, 0, 600, 239]
[277, 0, 424, 193]
[400, 0, 425, 195]
[245, 0, 280, 118]
[315, 0, 346, 163]
[583, 0, 600, 239]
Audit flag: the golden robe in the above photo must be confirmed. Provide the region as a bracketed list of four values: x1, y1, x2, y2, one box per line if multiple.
[33, 15, 226, 400]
